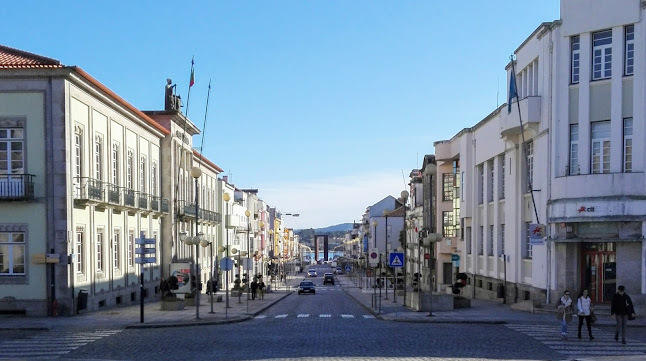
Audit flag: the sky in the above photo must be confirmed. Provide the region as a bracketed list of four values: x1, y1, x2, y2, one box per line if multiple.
[4, 1, 561, 229]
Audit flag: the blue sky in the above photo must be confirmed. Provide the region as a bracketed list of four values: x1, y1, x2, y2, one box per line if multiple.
[4, 1, 560, 229]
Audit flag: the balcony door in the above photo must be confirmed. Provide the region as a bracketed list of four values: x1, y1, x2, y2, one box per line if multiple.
[0, 128, 25, 197]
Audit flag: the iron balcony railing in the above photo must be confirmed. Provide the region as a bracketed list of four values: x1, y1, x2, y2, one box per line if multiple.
[161, 198, 170, 213]
[106, 183, 121, 205]
[150, 195, 160, 212]
[0, 174, 35, 201]
[137, 192, 149, 210]
[123, 188, 136, 208]
[73, 177, 104, 202]
[184, 201, 197, 217]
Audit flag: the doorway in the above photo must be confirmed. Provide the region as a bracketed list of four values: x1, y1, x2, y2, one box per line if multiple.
[581, 242, 616, 304]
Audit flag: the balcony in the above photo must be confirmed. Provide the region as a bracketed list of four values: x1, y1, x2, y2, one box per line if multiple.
[150, 195, 160, 212]
[0, 174, 35, 201]
[74, 177, 104, 205]
[500, 96, 541, 140]
[123, 188, 136, 208]
[137, 192, 149, 211]
[160, 198, 170, 214]
[106, 184, 121, 205]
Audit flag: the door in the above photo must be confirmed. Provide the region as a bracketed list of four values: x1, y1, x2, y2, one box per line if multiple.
[442, 262, 453, 285]
[581, 242, 616, 304]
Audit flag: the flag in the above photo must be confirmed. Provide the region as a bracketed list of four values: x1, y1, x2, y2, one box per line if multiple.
[189, 57, 195, 88]
[508, 71, 517, 113]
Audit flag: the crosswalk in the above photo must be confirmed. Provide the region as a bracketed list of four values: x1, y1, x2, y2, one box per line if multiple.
[0, 329, 121, 360]
[254, 314, 375, 320]
[507, 323, 646, 358]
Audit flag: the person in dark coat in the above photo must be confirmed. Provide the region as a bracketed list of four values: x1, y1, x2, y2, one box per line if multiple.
[611, 285, 636, 344]
[250, 279, 258, 300]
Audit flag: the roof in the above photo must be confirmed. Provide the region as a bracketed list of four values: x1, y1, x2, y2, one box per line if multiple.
[193, 149, 224, 173]
[0, 44, 62, 69]
[0, 44, 169, 136]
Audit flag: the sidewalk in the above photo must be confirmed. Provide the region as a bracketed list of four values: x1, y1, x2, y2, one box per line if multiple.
[0, 276, 305, 331]
[337, 274, 646, 327]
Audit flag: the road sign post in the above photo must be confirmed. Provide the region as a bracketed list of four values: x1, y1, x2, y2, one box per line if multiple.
[135, 232, 157, 323]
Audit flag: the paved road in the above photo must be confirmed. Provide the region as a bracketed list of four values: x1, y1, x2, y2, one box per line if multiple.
[1, 265, 645, 360]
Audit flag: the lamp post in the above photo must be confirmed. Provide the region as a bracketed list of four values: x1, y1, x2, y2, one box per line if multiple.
[223, 192, 231, 311]
[424, 162, 437, 317]
[200, 236, 215, 314]
[269, 229, 274, 290]
[399, 190, 409, 305]
[372, 220, 378, 310]
[258, 221, 264, 281]
[187, 167, 202, 319]
[383, 210, 389, 301]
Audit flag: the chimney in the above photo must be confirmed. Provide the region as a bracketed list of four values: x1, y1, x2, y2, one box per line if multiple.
[223, 175, 228, 183]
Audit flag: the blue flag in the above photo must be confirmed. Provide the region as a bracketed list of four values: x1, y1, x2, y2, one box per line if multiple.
[508, 72, 517, 113]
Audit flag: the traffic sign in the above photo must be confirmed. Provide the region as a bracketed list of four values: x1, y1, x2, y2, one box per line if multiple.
[389, 252, 404, 268]
[135, 257, 156, 264]
[345, 265, 351, 272]
[135, 238, 156, 245]
[451, 254, 460, 262]
[135, 248, 156, 254]
[220, 257, 234, 271]
[368, 248, 379, 266]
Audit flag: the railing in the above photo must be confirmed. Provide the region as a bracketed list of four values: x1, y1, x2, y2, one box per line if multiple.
[73, 177, 104, 202]
[150, 195, 160, 212]
[0, 174, 35, 200]
[123, 188, 136, 207]
[161, 198, 170, 213]
[184, 202, 197, 217]
[106, 184, 121, 205]
[137, 192, 148, 210]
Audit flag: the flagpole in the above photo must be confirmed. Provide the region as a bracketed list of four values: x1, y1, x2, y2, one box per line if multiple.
[199, 79, 212, 163]
[509, 55, 540, 225]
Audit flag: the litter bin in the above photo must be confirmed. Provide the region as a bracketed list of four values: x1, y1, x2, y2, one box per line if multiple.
[77, 289, 88, 313]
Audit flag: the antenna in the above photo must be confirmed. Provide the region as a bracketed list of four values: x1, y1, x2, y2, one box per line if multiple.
[401, 169, 407, 189]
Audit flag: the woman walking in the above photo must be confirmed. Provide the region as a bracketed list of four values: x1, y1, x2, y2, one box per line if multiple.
[556, 290, 574, 339]
[577, 289, 594, 340]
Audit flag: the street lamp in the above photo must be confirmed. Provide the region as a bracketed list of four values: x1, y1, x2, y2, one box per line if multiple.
[372, 220, 378, 311]
[187, 167, 202, 319]
[223, 192, 231, 311]
[423, 161, 437, 316]
[258, 221, 264, 280]
[200, 236, 215, 314]
[245, 209, 251, 312]
[399, 190, 409, 305]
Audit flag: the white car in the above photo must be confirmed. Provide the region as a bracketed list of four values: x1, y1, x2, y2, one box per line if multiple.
[307, 269, 317, 277]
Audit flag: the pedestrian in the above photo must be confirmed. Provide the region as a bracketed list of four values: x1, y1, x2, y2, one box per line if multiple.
[250, 279, 258, 300]
[577, 289, 594, 340]
[556, 290, 574, 339]
[611, 285, 636, 344]
[258, 280, 265, 300]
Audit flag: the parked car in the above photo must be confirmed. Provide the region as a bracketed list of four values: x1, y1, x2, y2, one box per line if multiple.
[298, 281, 316, 295]
[323, 273, 335, 285]
[307, 269, 317, 277]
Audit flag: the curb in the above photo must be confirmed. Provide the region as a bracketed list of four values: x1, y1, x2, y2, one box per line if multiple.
[0, 326, 51, 331]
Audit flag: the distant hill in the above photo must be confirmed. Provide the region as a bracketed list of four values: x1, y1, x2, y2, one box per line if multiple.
[312, 223, 353, 233]
[295, 223, 354, 243]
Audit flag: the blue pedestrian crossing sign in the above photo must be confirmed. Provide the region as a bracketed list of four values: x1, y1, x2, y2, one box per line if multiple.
[389, 253, 404, 268]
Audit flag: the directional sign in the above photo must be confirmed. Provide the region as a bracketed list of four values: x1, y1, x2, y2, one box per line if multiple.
[135, 248, 156, 254]
[220, 257, 234, 271]
[135, 257, 156, 264]
[389, 252, 404, 268]
[135, 238, 156, 245]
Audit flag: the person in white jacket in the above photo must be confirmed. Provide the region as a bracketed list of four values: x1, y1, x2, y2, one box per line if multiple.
[577, 289, 595, 340]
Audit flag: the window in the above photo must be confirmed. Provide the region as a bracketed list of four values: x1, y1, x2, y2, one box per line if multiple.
[128, 229, 135, 267]
[111, 143, 119, 185]
[442, 211, 455, 237]
[113, 229, 120, 270]
[488, 225, 494, 256]
[96, 228, 104, 272]
[0, 128, 24, 175]
[478, 226, 484, 255]
[126, 151, 134, 189]
[525, 222, 532, 259]
[591, 121, 611, 174]
[74, 128, 82, 178]
[499, 224, 505, 256]
[442, 173, 453, 201]
[478, 165, 484, 204]
[465, 227, 472, 254]
[571, 36, 580, 84]
[460, 171, 464, 199]
[569, 125, 580, 175]
[94, 136, 102, 181]
[140, 156, 146, 192]
[624, 118, 633, 172]
[625, 25, 634, 76]
[487, 160, 494, 202]
[152, 162, 158, 196]
[526, 141, 534, 192]
[592, 30, 612, 80]
[453, 160, 460, 200]
[75, 226, 84, 274]
[499, 155, 505, 199]
[0, 231, 25, 275]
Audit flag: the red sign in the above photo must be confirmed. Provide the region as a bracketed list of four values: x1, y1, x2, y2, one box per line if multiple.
[424, 253, 430, 260]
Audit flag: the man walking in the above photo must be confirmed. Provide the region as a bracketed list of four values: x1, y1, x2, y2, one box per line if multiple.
[250, 278, 258, 300]
[611, 285, 636, 344]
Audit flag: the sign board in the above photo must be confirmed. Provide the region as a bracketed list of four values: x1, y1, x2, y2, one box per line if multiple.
[135, 247, 156, 254]
[389, 252, 404, 268]
[529, 224, 545, 245]
[242, 258, 253, 271]
[220, 257, 234, 271]
[170, 263, 192, 294]
[32, 254, 47, 264]
[368, 248, 379, 266]
[452, 260, 460, 268]
[135, 238, 156, 245]
[451, 254, 460, 262]
[46, 253, 60, 264]
[135, 257, 156, 264]
[135, 233, 157, 264]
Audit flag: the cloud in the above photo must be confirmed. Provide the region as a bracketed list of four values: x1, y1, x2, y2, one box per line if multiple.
[259, 170, 406, 229]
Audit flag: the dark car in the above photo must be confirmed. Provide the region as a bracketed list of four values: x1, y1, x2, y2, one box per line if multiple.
[323, 273, 335, 285]
[298, 281, 316, 295]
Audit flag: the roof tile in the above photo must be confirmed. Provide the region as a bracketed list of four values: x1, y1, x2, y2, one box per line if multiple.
[0, 44, 62, 68]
